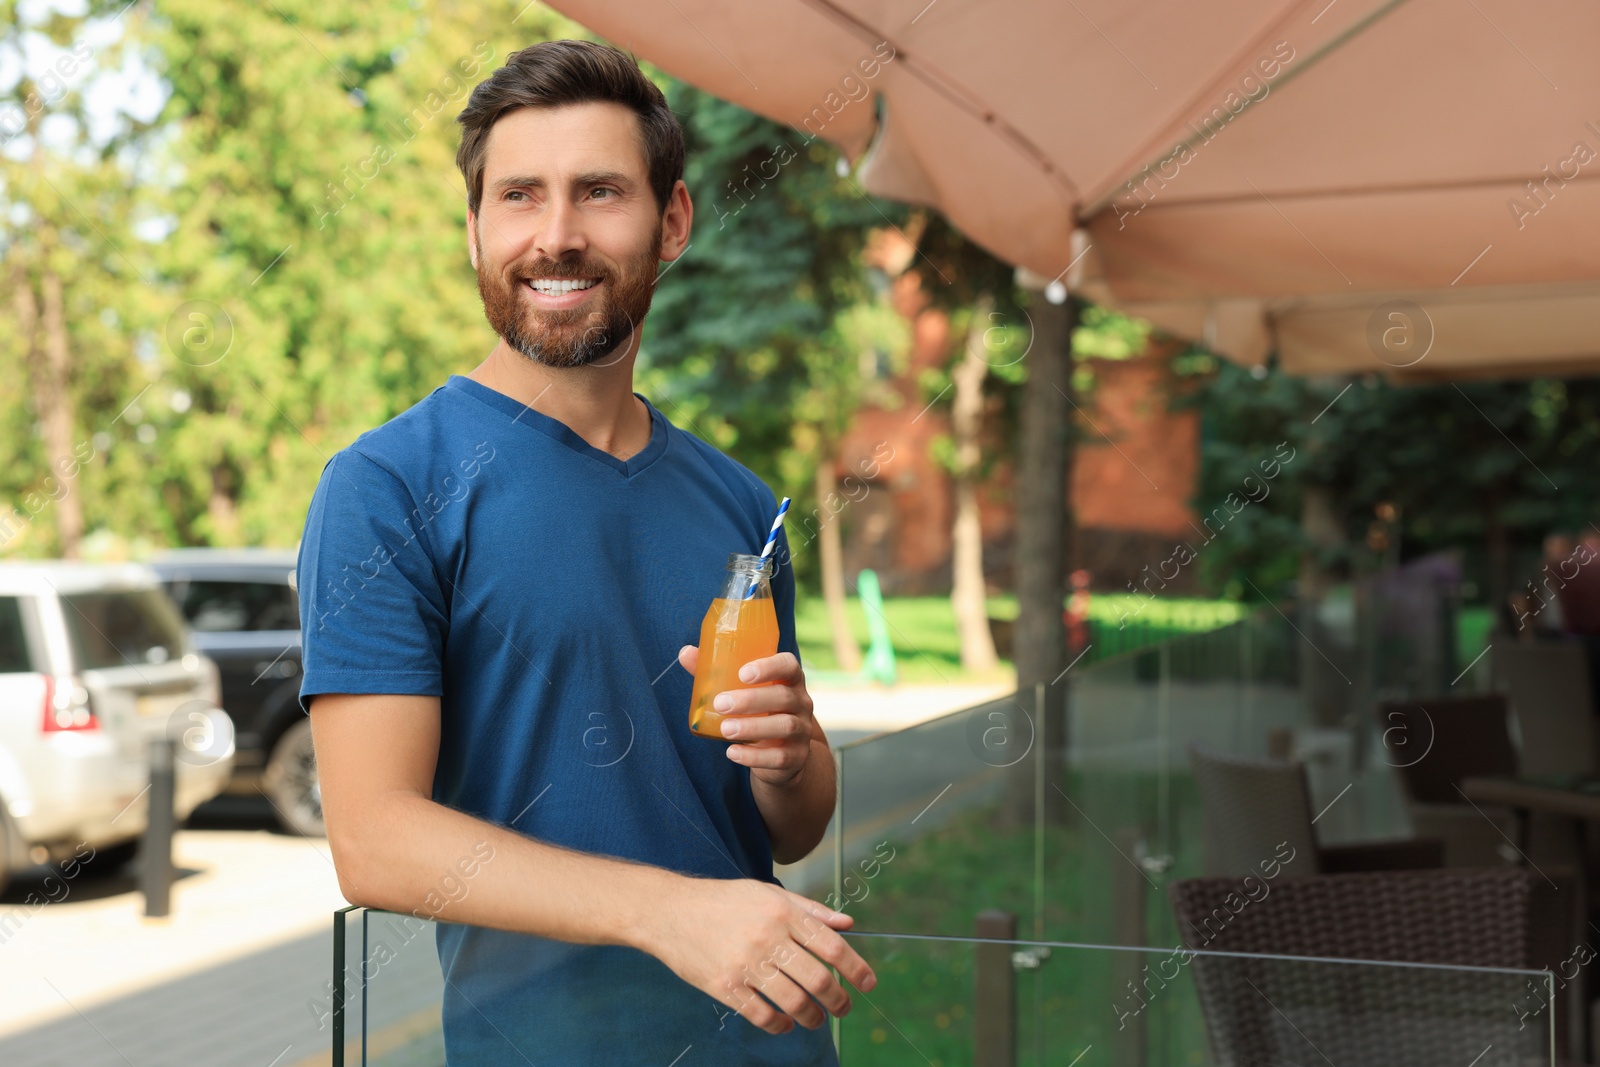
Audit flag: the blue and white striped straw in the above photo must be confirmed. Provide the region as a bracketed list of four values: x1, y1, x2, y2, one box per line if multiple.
[743, 497, 790, 599]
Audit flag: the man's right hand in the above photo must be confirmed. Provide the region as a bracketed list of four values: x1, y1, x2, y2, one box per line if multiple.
[642, 875, 878, 1035]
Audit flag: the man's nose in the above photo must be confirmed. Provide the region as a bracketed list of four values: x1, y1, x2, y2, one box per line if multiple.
[535, 194, 587, 261]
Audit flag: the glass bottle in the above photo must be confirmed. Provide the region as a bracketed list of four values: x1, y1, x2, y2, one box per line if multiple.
[688, 553, 779, 740]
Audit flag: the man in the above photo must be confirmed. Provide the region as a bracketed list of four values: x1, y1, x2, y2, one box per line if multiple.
[298, 39, 873, 1065]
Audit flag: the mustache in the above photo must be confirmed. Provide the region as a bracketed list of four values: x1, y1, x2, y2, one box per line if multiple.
[509, 263, 607, 282]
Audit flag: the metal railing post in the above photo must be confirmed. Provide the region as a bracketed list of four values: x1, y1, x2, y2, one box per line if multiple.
[333, 908, 347, 1066]
[832, 746, 844, 1054]
[975, 909, 1017, 1067]
[1112, 828, 1149, 1067]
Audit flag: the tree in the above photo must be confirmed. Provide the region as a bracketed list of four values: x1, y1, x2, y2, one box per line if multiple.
[1010, 290, 1081, 824]
[1182, 355, 1600, 615]
[901, 213, 1028, 674]
[637, 78, 911, 661]
[788, 293, 908, 672]
[1, 0, 162, 559]
[146, 0, 579, 546]
[947, 291, 1000, 672]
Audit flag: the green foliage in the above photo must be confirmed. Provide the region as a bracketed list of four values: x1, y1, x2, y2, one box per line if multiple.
[139, 0, 578, 547]
[1074, 303, 1150, 360]
[4, 1, 912, 565]
[1175, 357, 1313, 599]
[1, 0, 170, 556]
[637, 80, 911, 587]
[0, 0, 1169, 607]
[1182, 354, 1600, 600]
[901, 213, 1028, 482]
[0, 0, 591, 554]
[899, 213, 1152, 494]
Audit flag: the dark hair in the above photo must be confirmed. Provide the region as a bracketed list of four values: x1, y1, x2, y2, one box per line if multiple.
[455, 39, 684, 217]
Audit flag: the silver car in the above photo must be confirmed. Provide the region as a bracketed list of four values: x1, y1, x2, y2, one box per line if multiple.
[0, 562, 235, 893]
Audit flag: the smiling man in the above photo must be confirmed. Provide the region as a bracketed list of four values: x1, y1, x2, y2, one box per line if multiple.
[297, 39, 872, 1066]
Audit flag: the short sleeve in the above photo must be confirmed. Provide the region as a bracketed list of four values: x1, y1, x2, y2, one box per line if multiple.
[296, 448, 450, 711]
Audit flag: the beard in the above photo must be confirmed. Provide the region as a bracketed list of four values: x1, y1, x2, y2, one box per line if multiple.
[474, 218, 662, 369]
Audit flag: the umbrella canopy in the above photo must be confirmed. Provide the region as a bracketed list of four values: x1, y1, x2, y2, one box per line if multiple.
[545, 0, 1600, 380]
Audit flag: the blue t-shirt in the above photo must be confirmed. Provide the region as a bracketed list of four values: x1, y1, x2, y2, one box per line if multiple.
[297, 374, 835, 1066]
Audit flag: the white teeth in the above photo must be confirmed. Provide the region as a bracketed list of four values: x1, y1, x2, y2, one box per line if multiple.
[528, 278, 599, 294]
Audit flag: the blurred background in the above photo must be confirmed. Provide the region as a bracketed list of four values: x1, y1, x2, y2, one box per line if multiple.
[5, 0, 1600, 1065]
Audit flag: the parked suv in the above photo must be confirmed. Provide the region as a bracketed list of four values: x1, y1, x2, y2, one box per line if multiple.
[150, 549, 320, 836]
[0, 562, 234, 894]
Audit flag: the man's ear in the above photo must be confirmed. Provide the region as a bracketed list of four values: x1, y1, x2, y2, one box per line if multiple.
[658, 178, 693, 263]
[467, 210, 479, 270]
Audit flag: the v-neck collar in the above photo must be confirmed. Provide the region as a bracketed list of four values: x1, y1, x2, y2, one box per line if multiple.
[445, 374, 669, 479]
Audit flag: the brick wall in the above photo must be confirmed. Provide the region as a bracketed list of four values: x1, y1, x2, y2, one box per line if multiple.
[829, 228, 1201, 595]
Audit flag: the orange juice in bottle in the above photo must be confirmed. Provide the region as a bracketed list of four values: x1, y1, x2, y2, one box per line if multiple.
[689, 553, 779, 740]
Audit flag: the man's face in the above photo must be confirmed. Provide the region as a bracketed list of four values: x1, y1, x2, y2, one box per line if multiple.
[469, 102, 664, 368]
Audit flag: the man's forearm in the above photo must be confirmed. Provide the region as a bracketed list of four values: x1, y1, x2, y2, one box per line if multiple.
[751, 737, 837, 864]
[332, 790, 681, 949]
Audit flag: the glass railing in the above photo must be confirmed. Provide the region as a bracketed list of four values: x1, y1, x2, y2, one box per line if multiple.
[331, 905, 449, 1066]
[844, 933, 1554, 1067]
[330, 908, 1557, 1066]
[830, 608, 1418, 953]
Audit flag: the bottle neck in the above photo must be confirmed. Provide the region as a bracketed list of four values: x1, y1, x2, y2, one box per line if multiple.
[725, 554, 773, 600]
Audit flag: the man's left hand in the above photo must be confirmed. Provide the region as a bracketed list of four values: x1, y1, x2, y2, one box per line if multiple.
[677, 647, 816, 787]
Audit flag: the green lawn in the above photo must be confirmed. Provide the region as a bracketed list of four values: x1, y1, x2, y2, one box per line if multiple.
[835, 786, 1210, 1066]
[1458, 605, 1492, 676]
[794, 592, 1250, 686]
[794, 595, 1012, 685]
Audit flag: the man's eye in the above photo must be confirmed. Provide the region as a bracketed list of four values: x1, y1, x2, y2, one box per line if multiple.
[592, 187, 616, 200]
[506, 190, 527, 202]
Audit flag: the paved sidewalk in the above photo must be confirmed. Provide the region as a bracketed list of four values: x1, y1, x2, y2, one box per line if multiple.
[809, 676, 1014, 744]
[0, 823, 348, 1064]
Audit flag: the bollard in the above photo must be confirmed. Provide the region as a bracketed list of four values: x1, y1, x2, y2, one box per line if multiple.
[141, 736, 176, 918]
[974, 909, 1017, 1067]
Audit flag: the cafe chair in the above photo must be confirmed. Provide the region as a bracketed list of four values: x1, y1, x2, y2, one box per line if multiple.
[1377, 695, 1523, 868]
[1188, 743, 1443, 878]
[1492, 639, 1599, 776]
[1169, 868, 1581, 1065]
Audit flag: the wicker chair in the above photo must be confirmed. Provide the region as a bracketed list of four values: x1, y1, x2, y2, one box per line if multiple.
[1188, 743, 1443, 877]
[1170, 868, 1578, 1065]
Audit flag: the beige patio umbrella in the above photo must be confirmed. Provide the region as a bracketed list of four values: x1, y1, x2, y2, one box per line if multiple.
[545, 0, 1600, 381]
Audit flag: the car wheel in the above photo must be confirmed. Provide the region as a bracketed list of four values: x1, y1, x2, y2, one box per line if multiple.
[80, 839, 140, 876]
[262, 718, 324, 837]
